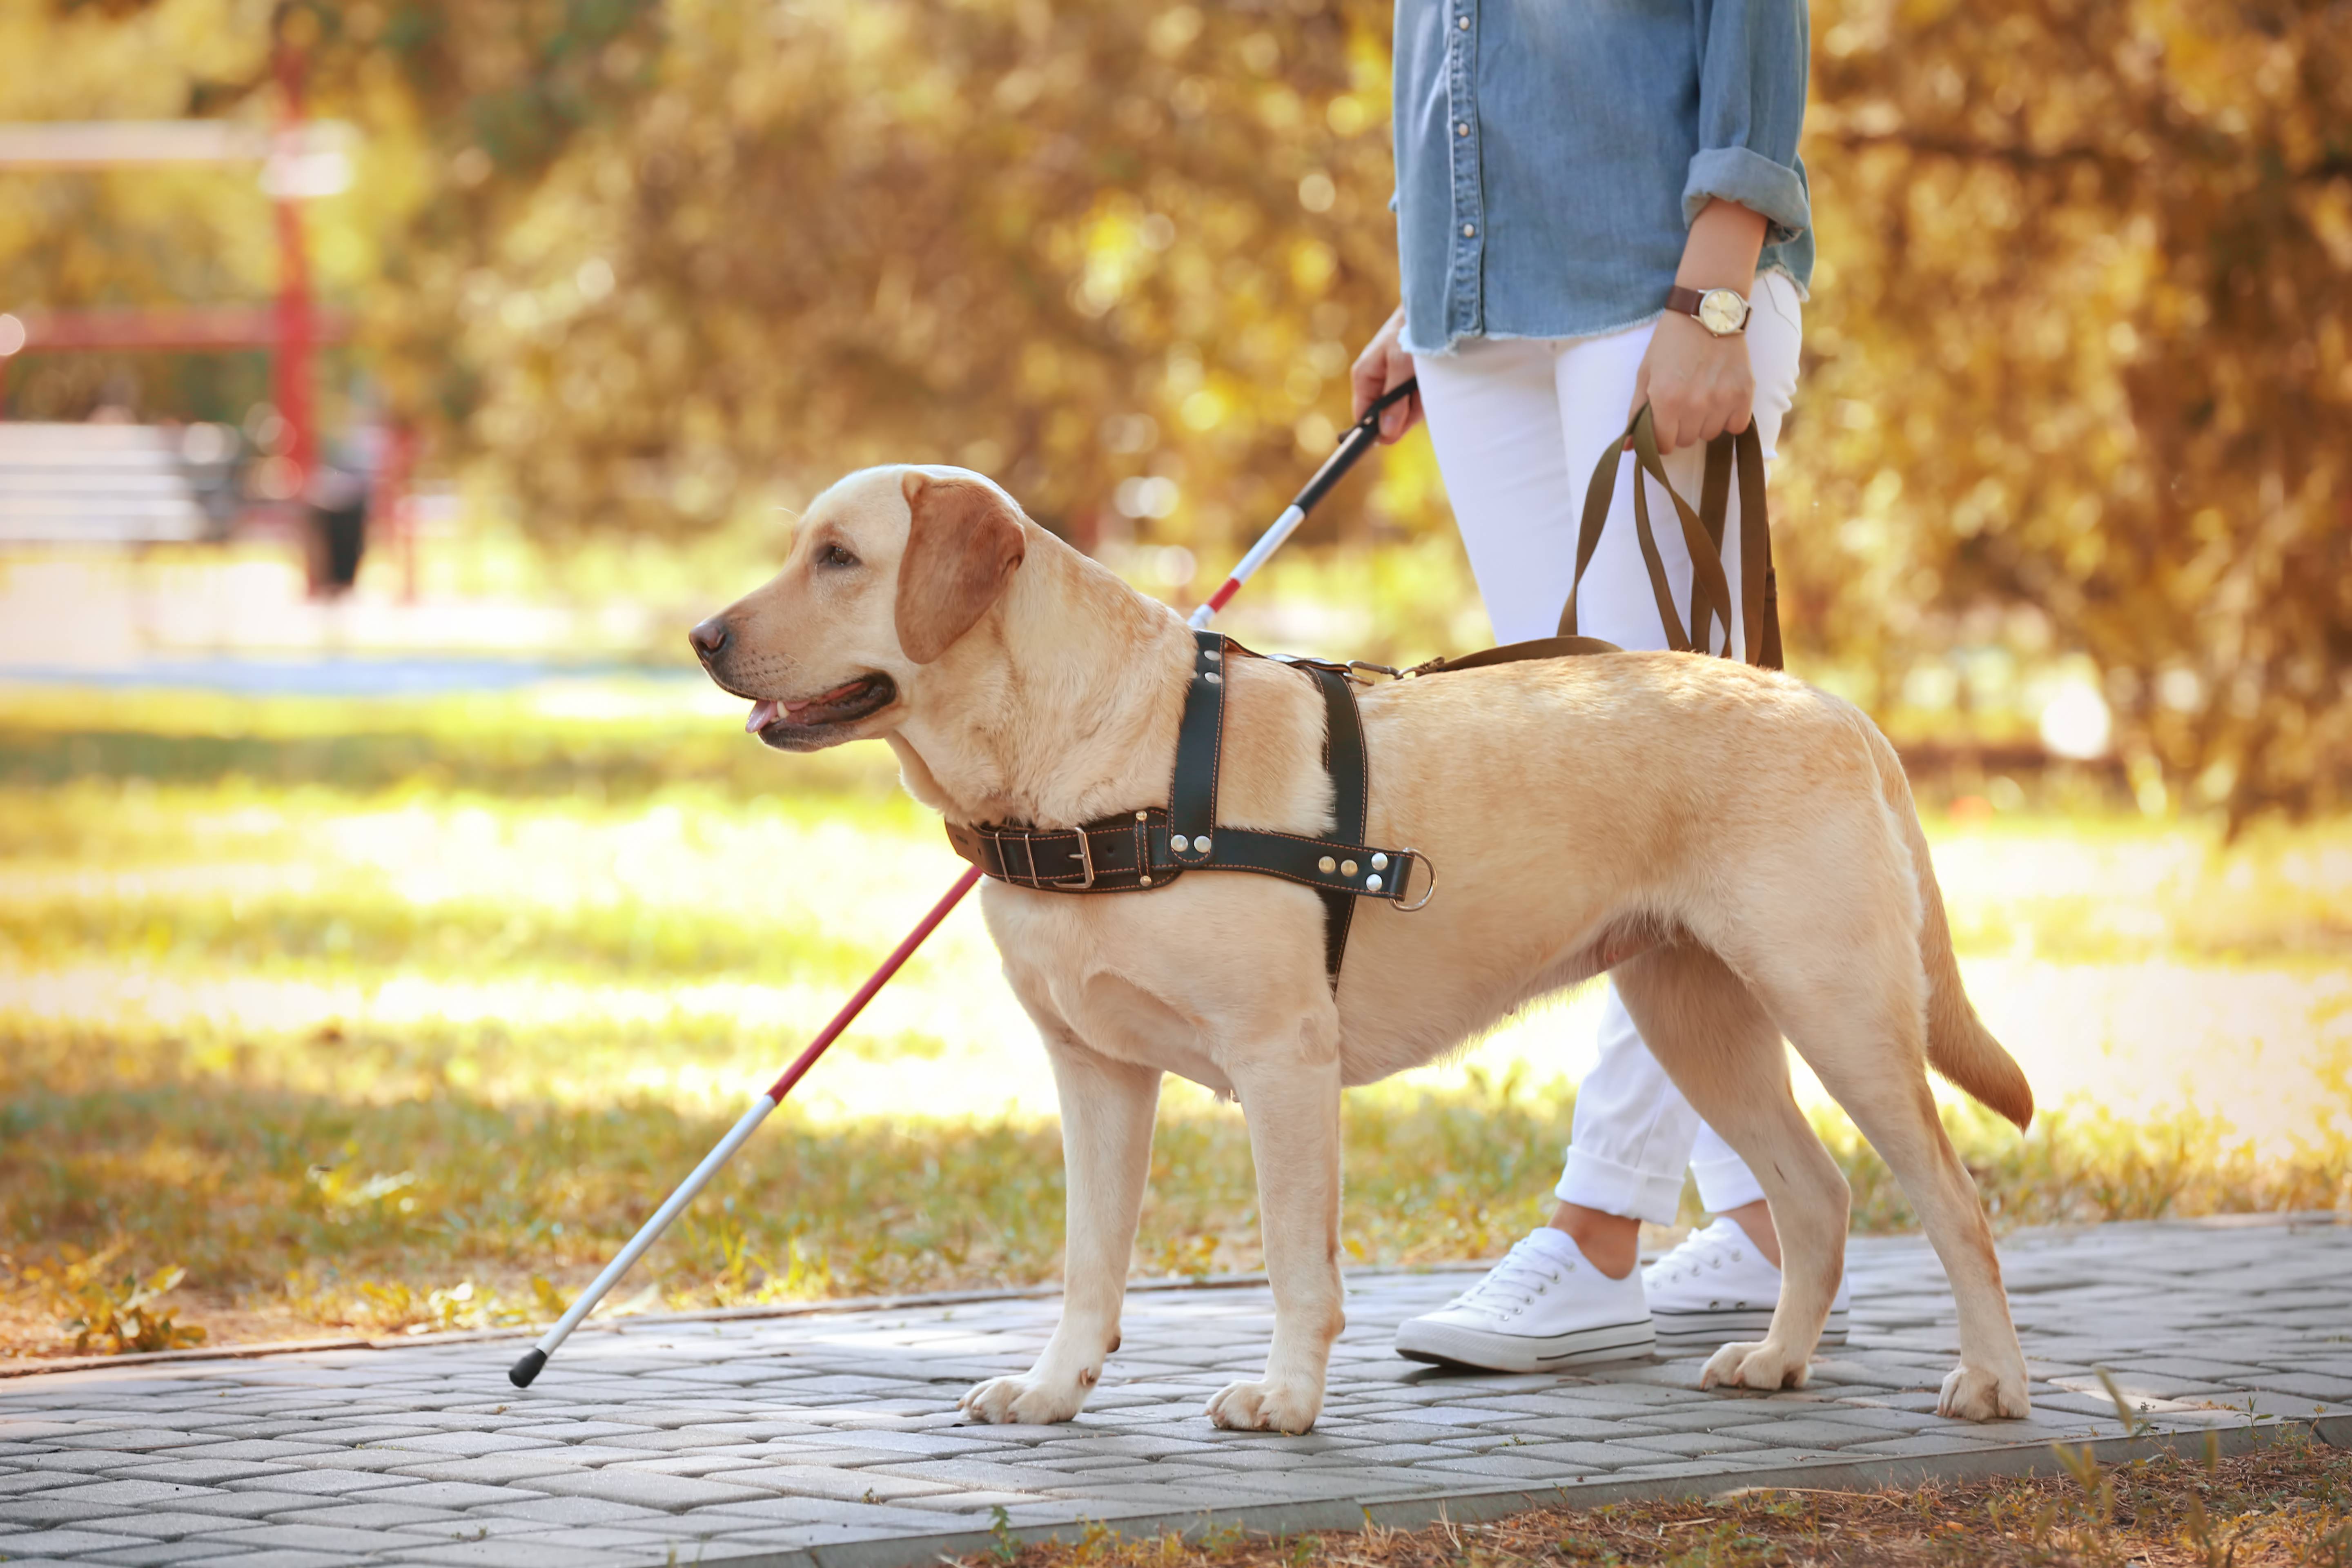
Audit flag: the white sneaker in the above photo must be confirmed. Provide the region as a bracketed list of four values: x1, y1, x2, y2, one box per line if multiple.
[1394, 1228, 1656, 1372]
[1642, 1217, 1851, 1350]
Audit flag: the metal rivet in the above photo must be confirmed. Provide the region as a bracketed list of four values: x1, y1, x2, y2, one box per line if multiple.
[1366, 874, 1383, 892]
[1341, 860, 1358, 877]
[1136, 810, 1148, 820]
[1194, 836, 1211, 855]
[1139, 874, 1153, 886]
[1172, 834, 1189, 852]
[1372, 853, 1389, 871]
[1317, 856, 1336, 873]
[1205, 649, 1221, 662]
[1205, 671, 1221, 684]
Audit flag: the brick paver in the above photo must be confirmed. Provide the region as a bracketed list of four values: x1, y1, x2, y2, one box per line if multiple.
[1, 1216, 2345, 1568]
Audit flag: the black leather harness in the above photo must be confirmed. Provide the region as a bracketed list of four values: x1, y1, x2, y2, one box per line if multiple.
[943, 630, 1427, 988]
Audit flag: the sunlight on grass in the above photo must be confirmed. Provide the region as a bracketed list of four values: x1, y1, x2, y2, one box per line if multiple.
[2, 682, 2347, 1355]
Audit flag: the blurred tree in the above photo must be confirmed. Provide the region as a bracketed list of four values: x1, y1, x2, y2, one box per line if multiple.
[0, 0, 663, 425]
[1785, 0, 2351, 821]
[0, 2, 279, 419]
[431, 0, 1407, 575]
[10, 0, 2349, 818]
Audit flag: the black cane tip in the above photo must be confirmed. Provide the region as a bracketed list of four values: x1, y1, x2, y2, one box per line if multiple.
[508, 1348, 548, 1388]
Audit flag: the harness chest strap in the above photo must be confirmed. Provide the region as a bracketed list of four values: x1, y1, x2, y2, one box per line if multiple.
[941, 630, 1423, 985]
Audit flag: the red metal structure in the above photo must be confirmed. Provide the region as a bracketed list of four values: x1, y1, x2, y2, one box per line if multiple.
[0, 43, 343, 494]
[270, 41, 317, 486]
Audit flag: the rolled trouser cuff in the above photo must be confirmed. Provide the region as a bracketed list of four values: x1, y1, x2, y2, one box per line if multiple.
[1692, 1149, 1767, 1214]
[1555, 1146, 1686, 1228]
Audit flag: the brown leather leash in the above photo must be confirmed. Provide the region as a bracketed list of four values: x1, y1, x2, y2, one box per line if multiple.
[1408, 405, 1782, 679]
[943, 403, 1778, 990]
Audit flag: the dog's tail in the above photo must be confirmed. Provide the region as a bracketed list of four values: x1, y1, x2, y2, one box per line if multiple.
[1860, 721, 2035, 1131]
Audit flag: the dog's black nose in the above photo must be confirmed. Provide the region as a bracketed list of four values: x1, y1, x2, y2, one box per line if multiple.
[688, 618, 731, 659]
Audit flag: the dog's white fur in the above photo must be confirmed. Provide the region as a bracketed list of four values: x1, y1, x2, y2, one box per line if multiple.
[695, 465, 2037, 1435]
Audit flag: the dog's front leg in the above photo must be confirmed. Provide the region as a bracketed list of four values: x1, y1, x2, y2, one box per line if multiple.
[962, 1037, 1160, 1426]
[1207, 1052, 1344, 1435]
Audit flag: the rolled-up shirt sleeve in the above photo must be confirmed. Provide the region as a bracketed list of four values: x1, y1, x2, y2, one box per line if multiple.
[1683, 0, 1811, 244]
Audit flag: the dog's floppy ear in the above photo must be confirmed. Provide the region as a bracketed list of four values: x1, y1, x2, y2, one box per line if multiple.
[895, 472, 1027, 664]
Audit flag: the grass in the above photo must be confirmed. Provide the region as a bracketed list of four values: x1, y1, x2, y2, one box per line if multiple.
[1, 681, 2348, 1356]
[960, 1432, 2352, 1568]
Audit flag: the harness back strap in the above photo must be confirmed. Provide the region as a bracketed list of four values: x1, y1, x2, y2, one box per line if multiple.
[1296, 655, 1367, 979]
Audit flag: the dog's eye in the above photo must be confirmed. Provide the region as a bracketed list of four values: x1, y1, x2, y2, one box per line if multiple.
[817, 543, 859, 568]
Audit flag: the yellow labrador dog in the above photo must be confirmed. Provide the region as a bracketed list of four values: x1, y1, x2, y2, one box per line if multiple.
[690, 465, 2036, 1436]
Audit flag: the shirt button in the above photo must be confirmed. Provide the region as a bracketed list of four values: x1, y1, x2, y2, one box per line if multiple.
[1461, 223, 1476, 238]
[1456, 122, 1470, 136]
[1457, 14, 1470, 27]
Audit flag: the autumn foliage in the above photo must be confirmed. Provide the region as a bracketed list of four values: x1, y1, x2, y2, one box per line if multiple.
[5, 0, 2348, 818]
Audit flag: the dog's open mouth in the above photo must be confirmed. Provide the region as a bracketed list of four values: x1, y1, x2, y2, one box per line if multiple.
[743, 673, 898, 747]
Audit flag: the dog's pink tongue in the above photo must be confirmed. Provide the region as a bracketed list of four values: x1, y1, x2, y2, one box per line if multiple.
[745, 700, 779, 733]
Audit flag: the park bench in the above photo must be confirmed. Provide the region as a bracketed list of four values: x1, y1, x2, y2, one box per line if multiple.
[0, 421, 239, 546]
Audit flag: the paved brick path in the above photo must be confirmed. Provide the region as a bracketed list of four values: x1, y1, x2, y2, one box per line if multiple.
[2, 1216, 2345, 1568]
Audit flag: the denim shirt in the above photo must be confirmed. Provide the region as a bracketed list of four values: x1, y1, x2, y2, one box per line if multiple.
[1391, 0, 1813, 355]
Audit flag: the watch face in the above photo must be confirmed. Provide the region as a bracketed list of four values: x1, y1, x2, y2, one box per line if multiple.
[1697, 288, 1748, 334]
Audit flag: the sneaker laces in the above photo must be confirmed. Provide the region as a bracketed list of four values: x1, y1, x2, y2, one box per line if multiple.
[1648, 1219, 1755, 1286]
[1446, 1236, 1572, 1314]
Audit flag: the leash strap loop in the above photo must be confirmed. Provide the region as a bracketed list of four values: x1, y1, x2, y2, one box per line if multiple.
[1560, 405, 1778, 670]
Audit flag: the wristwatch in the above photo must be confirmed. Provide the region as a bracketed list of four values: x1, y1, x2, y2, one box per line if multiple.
[1665, 285, 1751, 337]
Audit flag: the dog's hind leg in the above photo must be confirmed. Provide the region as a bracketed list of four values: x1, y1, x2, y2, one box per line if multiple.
[1613, 943, 1851, 1394]
[1207, 1048, 1345, 1435]
[1752, 958, 2031, 1421]
[962, 1033, 1160, 1426]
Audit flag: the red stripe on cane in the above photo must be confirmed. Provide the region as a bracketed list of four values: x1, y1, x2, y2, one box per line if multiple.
[763, 866, 984, 1103]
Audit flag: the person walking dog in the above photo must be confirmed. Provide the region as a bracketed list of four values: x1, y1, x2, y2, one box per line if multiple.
[1354, 0, 1848, 1371]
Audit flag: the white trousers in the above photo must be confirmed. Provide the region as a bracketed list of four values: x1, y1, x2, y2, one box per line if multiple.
[1414, 271, 1804, 1226]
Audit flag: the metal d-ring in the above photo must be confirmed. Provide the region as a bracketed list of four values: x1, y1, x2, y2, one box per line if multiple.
[1395, 848, 1437, 912]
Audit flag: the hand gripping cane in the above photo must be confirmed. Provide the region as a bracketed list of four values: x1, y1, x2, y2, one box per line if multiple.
[510, 377, 1421, 1388]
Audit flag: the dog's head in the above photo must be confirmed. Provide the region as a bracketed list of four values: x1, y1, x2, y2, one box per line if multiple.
[689, 466, 1028, 751]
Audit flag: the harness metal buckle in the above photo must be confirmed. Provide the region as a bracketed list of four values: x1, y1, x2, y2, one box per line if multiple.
[1346, 660, 1402, 684]
[1070, 828, 1096, 890]
[1395, 848, 1438, 913]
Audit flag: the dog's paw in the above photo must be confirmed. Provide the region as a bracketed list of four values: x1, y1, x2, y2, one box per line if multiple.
[960, 1373, 1088, 1426]
[1205, 1379, 1321, 1434]
[1938, 1362, 2031, 1421]
[1699, 1340, 1811, 1392]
